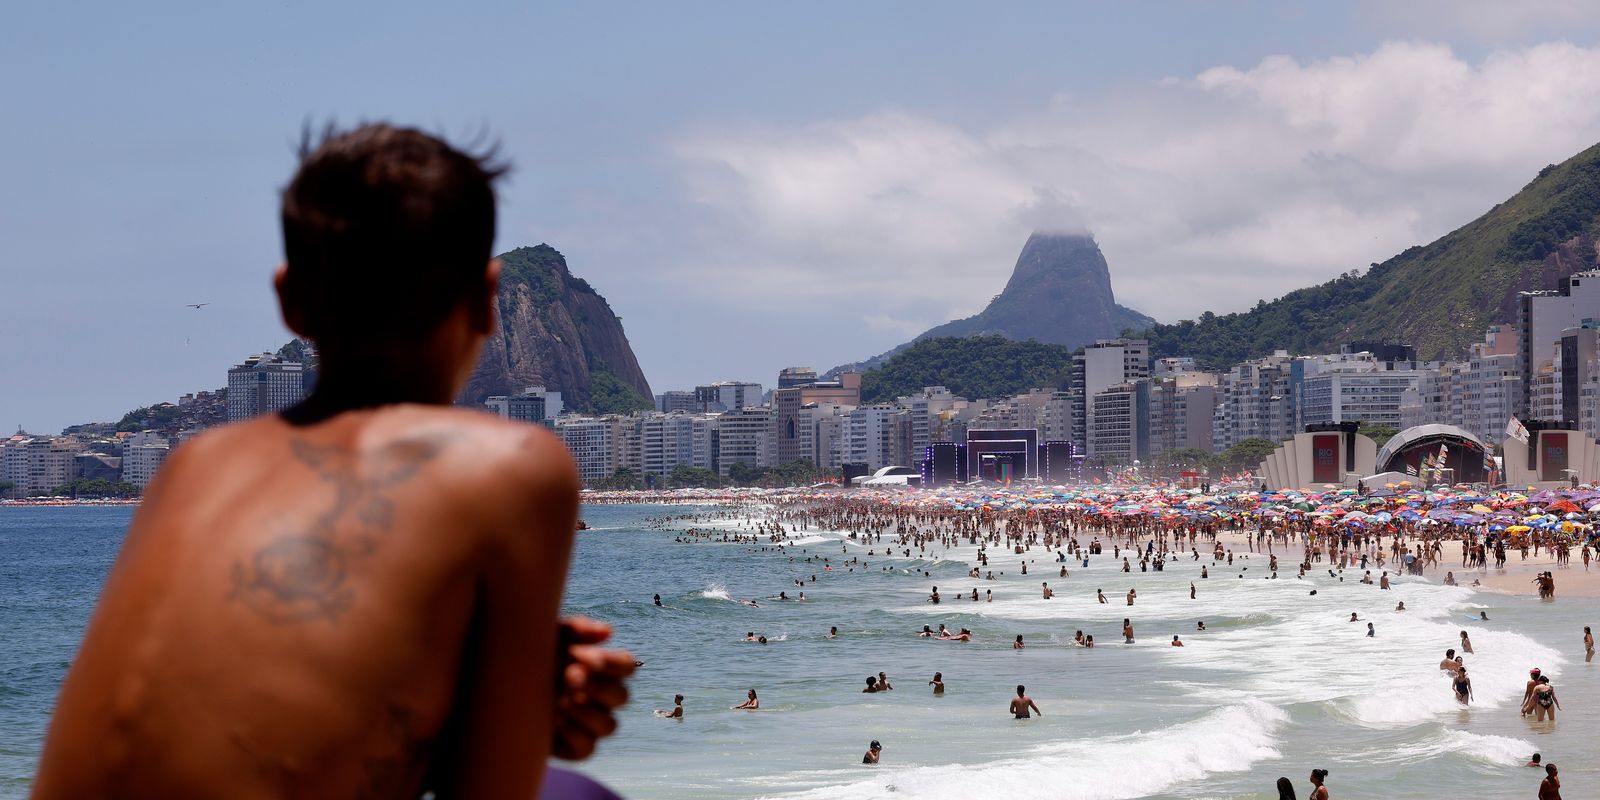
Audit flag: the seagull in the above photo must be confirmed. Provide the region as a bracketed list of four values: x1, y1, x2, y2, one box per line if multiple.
[186, 303, 209, 309]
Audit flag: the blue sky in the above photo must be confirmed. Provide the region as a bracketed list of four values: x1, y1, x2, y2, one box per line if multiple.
[6, 1, 1600, 433]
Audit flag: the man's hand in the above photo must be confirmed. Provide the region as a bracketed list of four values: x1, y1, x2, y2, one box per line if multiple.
[553, 616, 635, 760]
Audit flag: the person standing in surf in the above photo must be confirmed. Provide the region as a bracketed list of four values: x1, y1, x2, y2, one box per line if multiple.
[1008, 685, 1041, 719]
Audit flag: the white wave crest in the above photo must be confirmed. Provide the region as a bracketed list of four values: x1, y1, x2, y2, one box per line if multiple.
[763, 700, 1287, 800]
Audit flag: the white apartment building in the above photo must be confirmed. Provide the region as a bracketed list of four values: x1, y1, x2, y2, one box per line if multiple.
[1072, 339, 1150, 448]
[715, 407, 773, 478]
[694, 381, 764, 413]
[1213, 351, 1296, 451]
[556, 415, 626, 484]
[638, 413, 703, 480]
[121, 431, 171, 488]
[1, 436, 80, 496]
[844, 405, 895, 471]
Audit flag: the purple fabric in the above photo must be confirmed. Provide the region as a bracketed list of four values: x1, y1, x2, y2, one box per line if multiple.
[539, 766, 625, 800]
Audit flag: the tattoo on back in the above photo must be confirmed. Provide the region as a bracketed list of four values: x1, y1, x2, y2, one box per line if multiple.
[230, 433, 453, 623]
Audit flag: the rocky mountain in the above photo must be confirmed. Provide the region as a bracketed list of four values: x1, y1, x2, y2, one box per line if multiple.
[460, 245, 653, 413]
[831, 232, 1154, 374]
[1141, 141, 1600, 367]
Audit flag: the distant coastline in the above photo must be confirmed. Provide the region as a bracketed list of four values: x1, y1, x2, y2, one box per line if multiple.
[0, 498, 140, 507]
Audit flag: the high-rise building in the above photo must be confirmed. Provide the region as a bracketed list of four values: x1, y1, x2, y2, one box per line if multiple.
[716, 407, 774, 478]
[1071, 339, 1149, 449]
[1148, 374, 1219, 456]
[777, 367, 819, 389]
[555, 415, 628, 484]
[1, 436, 80, 496]
[1212, 351, 1296, 451]
[484, 386, 563, 426]
[227, 354, 308, 422]
[1088, 382, 1150, 461]
[121, 431, 171, 488]
[655, 390, 697, 414]
[638, 413, 704, 480]
[844, 405, 896, 472]
[772, 373, 861, 464]
[694, 381, 764, 413]
[1517, 271, 1600, 415]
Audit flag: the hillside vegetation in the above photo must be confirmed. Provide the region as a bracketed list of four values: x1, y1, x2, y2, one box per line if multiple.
[1139, 142, 1600, 367]
[859, 336, 1077, 403]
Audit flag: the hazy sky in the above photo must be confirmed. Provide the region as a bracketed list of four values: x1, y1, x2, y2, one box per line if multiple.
[7, 1, 1600, 434]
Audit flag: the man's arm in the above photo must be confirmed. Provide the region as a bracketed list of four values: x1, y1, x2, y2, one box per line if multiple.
[432, 430, 581, 797]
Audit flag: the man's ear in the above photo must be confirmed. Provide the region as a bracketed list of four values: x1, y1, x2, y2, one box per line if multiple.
[472, 258, 501, 335]
[273, 263, 313, 338]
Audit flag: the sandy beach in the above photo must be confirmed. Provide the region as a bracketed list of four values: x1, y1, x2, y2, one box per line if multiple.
[1207, 528, 1600, 597]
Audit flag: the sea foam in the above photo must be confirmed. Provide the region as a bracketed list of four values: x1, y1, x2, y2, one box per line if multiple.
[765, 700, 1287, 800]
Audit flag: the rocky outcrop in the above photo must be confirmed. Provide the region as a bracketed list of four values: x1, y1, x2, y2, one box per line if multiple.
[460, 245, 652, 412]
[922, 232, 1153, 345]
[829, 232, 1153, 374]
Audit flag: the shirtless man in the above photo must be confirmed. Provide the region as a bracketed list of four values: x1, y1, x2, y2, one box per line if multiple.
[1585, 626, 1594, 663]
[1041, 582, 1053, 599]
[1540, 764, 1561, 800]
[1123, 618, 1135, 644]
[928, 672, 945, 695]
[1009, 685, 1041, 719]
[1097, 589, 1107, 604]
[1171, 635, 1184, 647]
[33, 125, 632, 799]
[656, 695, 684, 719]
[1439, 649, 1460, 673]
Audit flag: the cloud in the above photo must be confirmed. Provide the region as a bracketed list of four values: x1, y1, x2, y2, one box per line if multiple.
[660, 40, 1600, 332]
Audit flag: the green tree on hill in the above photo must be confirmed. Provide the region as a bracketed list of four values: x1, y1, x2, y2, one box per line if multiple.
[860, 336, 1077, 403]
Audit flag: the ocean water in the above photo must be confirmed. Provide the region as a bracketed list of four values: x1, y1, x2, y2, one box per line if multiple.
[4, 503, 1599, 799]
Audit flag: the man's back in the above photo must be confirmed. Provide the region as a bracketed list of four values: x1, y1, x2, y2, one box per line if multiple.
[34, 406, 578, 798]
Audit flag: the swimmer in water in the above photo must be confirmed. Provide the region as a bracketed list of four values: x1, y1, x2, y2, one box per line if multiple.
[919, 625, 934, 637]
[1041, 582, 1053, 599]
[732, 689, 759, 710]
[1349, 613, 1361, 622]
[655, 694, 684, 718]
[1171, 635, 1184, 647]
[1366, 622, 1375, 637]
[745, 632, 758, 641]
[1084, 635, 1095, 648]
[1395, 601, 1406, 612]
[1097, 589, 1107, 604]
[1460, 630, 1473, 654]
[1123, 618, 1134, 644]
[929, 672, 944, 695]
[827, 626, 838, 639]
[1308, 768, 1330, 800]
[1453, 667, 1473, 704]
[654, 594, 663, 607]
[1196, 621, 1206, 631]
[1013, 635, 1025, 650]
[1073, 630, 1085, 646]
[862, 740, 881, 765]
[1439, 649, 1459, 672]
[877, 672, 893, 690]
[757, 636, 768, 645]
[1008, 684, 1041, 719]
[862, 676, 880, 693]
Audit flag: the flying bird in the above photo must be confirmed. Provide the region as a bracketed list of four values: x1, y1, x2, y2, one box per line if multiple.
[186, 303, 209, 309]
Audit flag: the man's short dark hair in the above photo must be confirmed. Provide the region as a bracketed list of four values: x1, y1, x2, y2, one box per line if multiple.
[281, 123, 507, 344]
